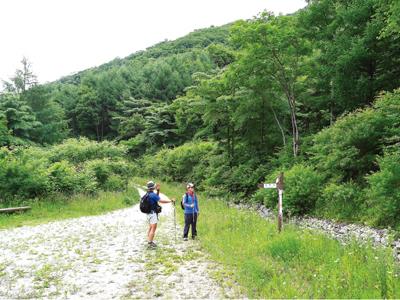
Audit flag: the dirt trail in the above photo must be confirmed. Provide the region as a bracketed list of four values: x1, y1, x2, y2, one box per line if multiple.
[0, 189, 242, 299]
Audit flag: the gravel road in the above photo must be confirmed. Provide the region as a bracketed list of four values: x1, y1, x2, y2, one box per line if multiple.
[0, 189, 241, 299]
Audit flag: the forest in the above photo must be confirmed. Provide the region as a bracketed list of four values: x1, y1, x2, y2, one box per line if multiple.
[1, 0, 399, 229]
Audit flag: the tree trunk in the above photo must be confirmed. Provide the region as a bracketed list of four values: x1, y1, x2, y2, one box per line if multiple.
[270, 104, 286, 146]
[289, 95, 299, 157]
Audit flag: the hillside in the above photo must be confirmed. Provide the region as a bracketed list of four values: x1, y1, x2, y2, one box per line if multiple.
[0, 0, 399, 230]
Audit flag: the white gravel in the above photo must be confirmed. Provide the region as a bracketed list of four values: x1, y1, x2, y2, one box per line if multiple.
[0, 189, 242, 299]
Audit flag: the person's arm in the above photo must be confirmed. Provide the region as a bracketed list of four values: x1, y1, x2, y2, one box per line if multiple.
[156, 183, 160, 196]
[183, 194, 194, 208]
[159, 198, 174, 204]
[155, 183, 174, 204]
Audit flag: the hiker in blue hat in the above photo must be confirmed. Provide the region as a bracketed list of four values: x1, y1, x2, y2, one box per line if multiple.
[146, 181, 174, 248]
[182, 182, 199, 241]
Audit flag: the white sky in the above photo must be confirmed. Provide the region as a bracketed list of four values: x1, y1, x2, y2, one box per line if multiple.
[0, 0, 306, 84]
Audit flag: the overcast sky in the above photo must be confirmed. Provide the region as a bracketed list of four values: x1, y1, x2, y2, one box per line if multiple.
[1, 0, 307, 84]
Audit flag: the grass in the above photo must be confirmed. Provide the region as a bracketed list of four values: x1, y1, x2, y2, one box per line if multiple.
[0, 185, 139, 230]
[135, 177, 400, 298]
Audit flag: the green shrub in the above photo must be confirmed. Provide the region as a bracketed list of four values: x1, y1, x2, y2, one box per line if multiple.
[0, 138, 133, 205]
[205, 158, 268, 198]
[260, 164, 323, 215]
[103, 174, 126, 191]
[48, 160, 80, 194]
[48, 138, 127, 164]
[316, 182, 363, 221]
[84, 158, 131, 190]
[74, 169, 98, 194]
[120, 134, 147, 158]
[310, 89, 400, 183]
[0, 150, 50, 202]
[141, 141, 217, 185]
[366, 149, 400, 228]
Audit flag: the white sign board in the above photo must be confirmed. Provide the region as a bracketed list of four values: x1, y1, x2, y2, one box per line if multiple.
[263, 183, 277, 189]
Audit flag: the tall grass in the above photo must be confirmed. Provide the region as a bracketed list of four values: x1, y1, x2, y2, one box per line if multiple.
[137, 178, 400, 298]
[0, 187, 139, 230]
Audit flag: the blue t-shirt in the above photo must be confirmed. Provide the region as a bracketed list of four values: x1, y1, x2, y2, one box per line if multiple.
[148, 191, 160, 212]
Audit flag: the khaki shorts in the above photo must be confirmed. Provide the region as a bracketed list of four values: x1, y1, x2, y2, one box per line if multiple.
[147, 212, 158, 224]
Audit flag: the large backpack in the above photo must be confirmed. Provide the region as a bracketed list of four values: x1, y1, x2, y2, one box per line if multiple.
[140, 192, 151, 213]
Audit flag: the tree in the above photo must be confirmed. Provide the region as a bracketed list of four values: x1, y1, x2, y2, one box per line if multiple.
[231, 13, 312, 157]
[112, 96, 152, 140]
[23, 85, 69, 144]
[3, 57, 38, 94]
[0, 93, 41, 142]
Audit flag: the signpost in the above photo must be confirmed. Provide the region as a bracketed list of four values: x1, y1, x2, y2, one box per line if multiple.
[259, 172, 284, 232]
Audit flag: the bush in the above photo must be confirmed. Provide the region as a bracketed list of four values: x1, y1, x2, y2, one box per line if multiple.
[365, 149, 400, 228]
[48, 160, 80, 194]
[316, 182, 363, 221]
[48, 138, 127, 164]
[0, 138, 133, 204]
[260, 164, 323, 216]
[141, 141, 217, 185]
[84, 158, 131, 190]
[205, 157, 268, 199]
[103, 174, 126, 191]
[310, 89, 400, 183]
[0, 150, 50, 202]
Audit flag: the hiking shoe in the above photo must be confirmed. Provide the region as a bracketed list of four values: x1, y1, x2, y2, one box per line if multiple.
[148, 241, 157, 248]
[183, 237, 188, 241]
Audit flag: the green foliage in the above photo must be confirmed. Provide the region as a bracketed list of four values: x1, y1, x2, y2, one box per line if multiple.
[206, 43, 235, 68]
[48, 138, 126, 164]
[316, 182, 363, 221]
[299, 0, 400, 117]
[84, 158, 130, 191]
[157, 180, 400, 299]
[22, 85, 69, 144]
[366, 149, 400, 228]
[141, 141, 217, 185]
[0, 149, 50, 204]
[205, 156, 268, 198]
[258, 164, 323, 215]
[0, 138, 132, 204]
[0, 114, 12, 146]
[48, 160, 82, 194]
[47, 160, 97, 195]
[0, 93, 41, 142]
[310, 90, 400, 183]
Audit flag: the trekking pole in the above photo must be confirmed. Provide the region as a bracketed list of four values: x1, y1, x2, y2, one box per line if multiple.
[192, 196, 195, 240]
[173, 198, 176, 242]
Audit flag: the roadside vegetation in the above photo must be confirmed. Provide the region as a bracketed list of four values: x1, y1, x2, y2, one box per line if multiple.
[0, 138, 138, 229]
[0, 189, 138, 230]
[136, 178, 400, 299]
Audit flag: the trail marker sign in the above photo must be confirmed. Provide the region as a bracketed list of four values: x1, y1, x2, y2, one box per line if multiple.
[258, 172, 284, 232]
[263, 183, 276, 189]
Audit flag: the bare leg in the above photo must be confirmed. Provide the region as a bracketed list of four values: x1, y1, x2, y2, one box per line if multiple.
[148, 224, 157, 242]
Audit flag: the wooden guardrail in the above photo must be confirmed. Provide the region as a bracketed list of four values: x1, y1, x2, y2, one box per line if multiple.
[0, 206, 31, 214]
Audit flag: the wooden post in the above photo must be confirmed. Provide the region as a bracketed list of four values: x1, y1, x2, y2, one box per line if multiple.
[258, 172, 284, 233]
[276, 172, 284, 233]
